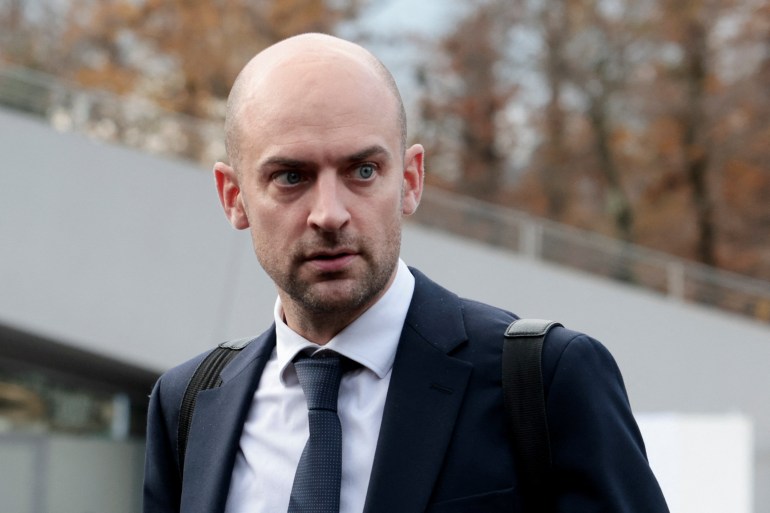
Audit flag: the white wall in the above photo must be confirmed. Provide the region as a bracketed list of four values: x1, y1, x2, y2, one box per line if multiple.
[638, 413, 754, 513]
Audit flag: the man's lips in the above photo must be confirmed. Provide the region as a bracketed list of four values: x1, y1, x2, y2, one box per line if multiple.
[304, 250, 358, 272]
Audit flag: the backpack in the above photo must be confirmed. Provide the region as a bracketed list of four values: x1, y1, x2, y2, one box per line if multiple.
[176, 318, 562, 509]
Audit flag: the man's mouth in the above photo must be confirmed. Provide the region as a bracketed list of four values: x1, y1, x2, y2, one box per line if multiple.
[305, 250, 358, 272]
[313, 252, 350, 260]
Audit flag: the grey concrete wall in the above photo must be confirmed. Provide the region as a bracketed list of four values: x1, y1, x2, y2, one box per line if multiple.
[0, 108, 270, 370]
[0, 434, 144, 513]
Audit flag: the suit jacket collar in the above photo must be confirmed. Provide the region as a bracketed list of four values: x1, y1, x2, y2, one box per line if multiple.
[180, 328, 276, 513]
[363, 268, 472, 513]
[403, 267, 468, 353]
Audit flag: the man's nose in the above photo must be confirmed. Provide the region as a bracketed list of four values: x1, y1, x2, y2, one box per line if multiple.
[307, 173, 351, 232]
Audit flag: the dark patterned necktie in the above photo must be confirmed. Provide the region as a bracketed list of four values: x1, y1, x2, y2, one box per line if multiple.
[288, 351, 344, 513]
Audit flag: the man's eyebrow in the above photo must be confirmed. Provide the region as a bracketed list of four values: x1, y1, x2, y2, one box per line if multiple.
[260, 156, 307, 169]
[258, 145, 391, 171]
[344, 145, 391, 163]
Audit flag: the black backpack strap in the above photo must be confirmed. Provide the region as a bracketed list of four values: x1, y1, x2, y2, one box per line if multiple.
[177, 338, 250, 474]
[503, 318, 562, 509]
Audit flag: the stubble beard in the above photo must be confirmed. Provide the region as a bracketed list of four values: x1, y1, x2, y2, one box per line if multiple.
[259, 225, 402, 325]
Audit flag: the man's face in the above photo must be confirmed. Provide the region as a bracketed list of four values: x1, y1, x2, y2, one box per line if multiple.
[216, 56, 423, 334]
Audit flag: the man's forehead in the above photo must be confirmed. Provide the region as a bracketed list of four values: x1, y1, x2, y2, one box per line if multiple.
[240, 105, 400, 165]
[224, 34, 406, 164]
[234, 50, 395, 135]
[238, 64, 388, 127]
[242, 35, 378, 88]
[246, 57, 378, 102]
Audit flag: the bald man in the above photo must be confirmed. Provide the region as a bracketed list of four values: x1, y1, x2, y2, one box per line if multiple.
[143, 34, 669, 513]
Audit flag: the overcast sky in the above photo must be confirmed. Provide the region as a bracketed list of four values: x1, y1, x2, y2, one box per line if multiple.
[339, 0, 468, 112]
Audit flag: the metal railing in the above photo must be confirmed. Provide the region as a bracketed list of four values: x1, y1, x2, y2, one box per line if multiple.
[2, 63, 769, 324]
[414, 188, 770, 323]
[0, 64, 225, 166]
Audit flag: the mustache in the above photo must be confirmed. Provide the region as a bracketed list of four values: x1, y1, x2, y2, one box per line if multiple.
[294, 232, 363, 257]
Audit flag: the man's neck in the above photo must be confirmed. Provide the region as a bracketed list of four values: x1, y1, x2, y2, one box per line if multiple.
[279, 288, 392, 345]
[279, 266, 403, 344]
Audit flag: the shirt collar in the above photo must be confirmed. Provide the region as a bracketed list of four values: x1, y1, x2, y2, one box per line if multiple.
[274, 259, 414, 385]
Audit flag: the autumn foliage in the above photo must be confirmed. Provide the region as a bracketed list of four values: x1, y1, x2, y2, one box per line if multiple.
[419, 0, 770, 281]
[0, 0, 360, 118]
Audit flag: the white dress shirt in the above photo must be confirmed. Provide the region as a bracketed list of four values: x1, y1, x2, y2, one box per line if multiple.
[224, 259, 415, 513]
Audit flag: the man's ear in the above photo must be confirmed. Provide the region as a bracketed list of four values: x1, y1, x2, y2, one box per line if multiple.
[214, 162, 250, 230]
[401, 144, 425, 216]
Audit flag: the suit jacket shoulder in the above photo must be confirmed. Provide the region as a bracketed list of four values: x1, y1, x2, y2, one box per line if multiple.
[402, 268, 668, 513]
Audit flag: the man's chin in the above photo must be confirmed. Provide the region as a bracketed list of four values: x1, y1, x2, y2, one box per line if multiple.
[297, 279, 373, 315]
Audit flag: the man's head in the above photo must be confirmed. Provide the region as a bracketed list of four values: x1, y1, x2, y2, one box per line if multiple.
[224, 34, 408, 170]
[214, 33, 424, 343]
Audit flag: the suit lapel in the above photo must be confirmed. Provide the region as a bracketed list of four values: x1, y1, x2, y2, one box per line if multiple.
[180, 329, 276, 513]
[363, 269, 472, 513]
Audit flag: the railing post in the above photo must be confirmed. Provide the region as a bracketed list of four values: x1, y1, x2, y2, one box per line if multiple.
[667, 260, 686, 300]
[521, 218, 543, 260]
[71, 91, 91, 132]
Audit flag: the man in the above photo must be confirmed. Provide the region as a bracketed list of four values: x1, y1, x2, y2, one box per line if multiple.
[144, 33, 669, 513]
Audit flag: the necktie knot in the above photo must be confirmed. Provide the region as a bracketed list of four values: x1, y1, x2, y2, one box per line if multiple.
[293, 351, 343, 412]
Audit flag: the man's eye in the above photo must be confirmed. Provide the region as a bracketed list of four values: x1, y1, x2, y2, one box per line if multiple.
[355, 164, 376, 180]
[275, 171, 303, 185]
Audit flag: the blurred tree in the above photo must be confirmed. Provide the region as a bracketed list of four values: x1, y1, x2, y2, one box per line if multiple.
[419, 0, 518, 200]
[0, 0, 62, 68]
[531, 0, 642, 241]
[417, 0, 770, 280]
[54, 0, 362, 118]
[710, 0, 770, 279]
[537, 0, 571, 222]
[0, 0, 364, 162]
[567, 0, 640, 243]
[639, 0, 770, 276]
[647, 0, 719, 266]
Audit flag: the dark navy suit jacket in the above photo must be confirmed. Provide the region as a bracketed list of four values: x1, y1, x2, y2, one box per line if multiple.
[143, 268, 669, 512]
